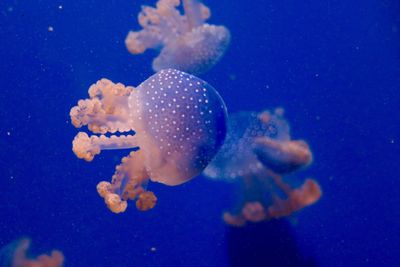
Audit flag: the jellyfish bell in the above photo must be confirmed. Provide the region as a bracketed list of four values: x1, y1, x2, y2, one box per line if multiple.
[203, 109, 290, 181]
[131, 69, 227, 185]
[70, 69, 227, 213]
[125, 0, 230, 75]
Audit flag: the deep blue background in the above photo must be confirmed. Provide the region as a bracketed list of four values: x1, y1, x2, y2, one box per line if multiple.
[0, 0, 399, 266]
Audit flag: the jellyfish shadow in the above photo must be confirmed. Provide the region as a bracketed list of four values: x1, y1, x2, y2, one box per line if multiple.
[226, 219, 318, 267]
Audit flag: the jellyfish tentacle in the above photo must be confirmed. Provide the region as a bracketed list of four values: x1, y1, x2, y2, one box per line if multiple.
[70, 79, 135, 134]
[72, 132, 138, 162]
[97, 149, 157, 213]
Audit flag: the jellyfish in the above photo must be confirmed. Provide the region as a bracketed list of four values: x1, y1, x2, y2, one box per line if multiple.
[203, 108, 321, 226]
[70, 69, 227, 213]
[125, 0, 231, 75]
[0, 238, 64, 267]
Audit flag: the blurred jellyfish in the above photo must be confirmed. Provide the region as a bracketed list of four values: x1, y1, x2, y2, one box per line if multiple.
[70, 69, 227, 213]
[125, 0, 230, 75]
[0, 238, 64, 267]
[203, 108, 321, 226]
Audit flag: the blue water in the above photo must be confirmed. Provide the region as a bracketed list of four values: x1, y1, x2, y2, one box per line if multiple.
[0, 0, 399, 266]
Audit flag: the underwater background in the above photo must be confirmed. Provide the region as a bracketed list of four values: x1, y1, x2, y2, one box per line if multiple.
[0, 0, 399, 266]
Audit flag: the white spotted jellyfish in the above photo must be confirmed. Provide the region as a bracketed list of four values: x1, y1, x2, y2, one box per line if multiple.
[125, 0, 230, 75]
[203, 108, 322, 226]
[70, 69, 227, 213]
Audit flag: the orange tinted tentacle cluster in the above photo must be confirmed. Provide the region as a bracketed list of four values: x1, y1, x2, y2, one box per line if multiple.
[97, 149, 156, 213]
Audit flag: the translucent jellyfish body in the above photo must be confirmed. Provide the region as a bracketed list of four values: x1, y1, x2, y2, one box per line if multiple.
[0, 238, 64, 267]
[70, 69, 227, 213]
[125, 0, 231, 75]
[203, 109, 321, 226]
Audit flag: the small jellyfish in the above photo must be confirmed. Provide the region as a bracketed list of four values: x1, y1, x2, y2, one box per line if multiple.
[203, 108, 321, 226]
[125, 0, 230, 75]
[0, 238, 64, 267]
[70, 69, 227, 213]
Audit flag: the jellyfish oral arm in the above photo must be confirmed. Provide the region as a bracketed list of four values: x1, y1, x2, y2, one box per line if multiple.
[72, 132, 138, 162]
[70, 78, 134, 134]
[86, 134, 137, 150]
[97, 149, 157, 213]
[253, 137, 313, 174]
[125, 30, 163, 55]
[268, 177, 322, 218]
[223, 174, 322, 226]
[126, 0, 211, 54]
[125, 0, 183, 54]
[70, 79, 142, 162]
[182, 0, 210, 30]
[6, 239, 64, 267]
